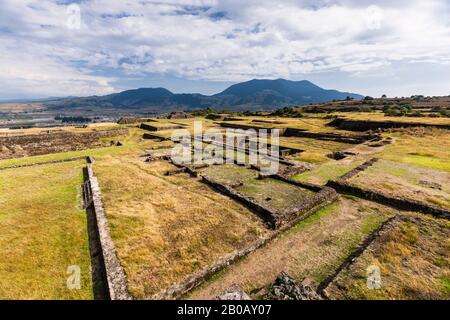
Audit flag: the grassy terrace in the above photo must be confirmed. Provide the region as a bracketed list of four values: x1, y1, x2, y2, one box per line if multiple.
[334, 112, 450, 125]
[326, 215, 450, 299]
[0, 127, 147, 169]
[220, 116, 357, 134]
[292, 159, 366, 185]
[93, 155, 269, 299]
[0, 122, 125, 136]
[200, 164, 314, 211]
[188, 197, 398, 299]
[379, 128, 450, 172]
[349, 159, 450, 209]
[1, 114, 449, 300]
[280, 136, 353, 163]
[0, 160, 93, 299]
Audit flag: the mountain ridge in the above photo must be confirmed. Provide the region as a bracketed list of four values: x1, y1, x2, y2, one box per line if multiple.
[44, 79, 363, 112]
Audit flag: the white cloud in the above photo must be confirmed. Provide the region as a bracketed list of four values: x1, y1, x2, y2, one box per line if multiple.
[0, 0, 449, 97]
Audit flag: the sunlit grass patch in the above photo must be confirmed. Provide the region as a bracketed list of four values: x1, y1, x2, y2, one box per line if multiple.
[292, 160, 365, 185]
[0, 160, 93, 299]
[326, 215, 450, 300]
[94, 155, 268, 299]
[349, 159, 450, 209]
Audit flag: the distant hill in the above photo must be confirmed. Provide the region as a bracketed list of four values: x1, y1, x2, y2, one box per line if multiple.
[43, 79, 363, 112]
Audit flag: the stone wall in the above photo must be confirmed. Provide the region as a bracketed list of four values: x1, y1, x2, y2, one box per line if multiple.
[152, 186, 338, 300]
[0, 128, 128, 160]
[329, 117, 450, 132]
[84, 158, 132, 300]
[0, 156, 88, 171]
[326, 158, 450, 220]
[143, 133, 169, 141]
[217, 122, 288, 135]
[319, 216, 399, 296]
[140, 123, 183, 132]
[216, 121, 380, 144]
[284, 128, 379, 144]
[201, 175, 279, 228]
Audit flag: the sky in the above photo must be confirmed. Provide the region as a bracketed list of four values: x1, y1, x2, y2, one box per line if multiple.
[0, 0, 449, 99]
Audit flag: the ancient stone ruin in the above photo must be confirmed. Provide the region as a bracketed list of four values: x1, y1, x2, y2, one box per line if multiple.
[265, 272, 322, 300]
[0, 128, 128, 160]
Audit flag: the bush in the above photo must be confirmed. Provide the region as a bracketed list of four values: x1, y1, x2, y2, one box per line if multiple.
[271, 107, 303, 117]
[358, 105, 373, 112]
[407, 111, 423, 117]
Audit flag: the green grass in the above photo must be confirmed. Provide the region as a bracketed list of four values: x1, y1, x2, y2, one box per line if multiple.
[201, 164, 314, 211]
[0, 128, 150, 169]
[287, 201, 339, 233]
[236, 178, 314, 210]
[327, 216, 450, 300]
[200, 164, 257, 185]
[380, 130, 450, 172]
[0, 160, 93, 299]
[292, 160, 365, 185]
[441, 276, 450, 295]
[93, 156, 268, 298]
[350, 159, 450, 209]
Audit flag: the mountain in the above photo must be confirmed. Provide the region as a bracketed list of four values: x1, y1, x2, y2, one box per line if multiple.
[43, 79, 363, 112]
[213, 79, 362, 107]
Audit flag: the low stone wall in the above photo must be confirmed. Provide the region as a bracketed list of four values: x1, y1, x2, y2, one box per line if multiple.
[143, 133, 170, 141]
[329, 117, 450, 132]
[201, 176, 279, 228]
[328, 180, 450, 219]
[0, 128, 128, 145]
[205, 114, 224, 121]
[201, 173, 338, 229]
[0, 128, 128, 160]
[269, 174, 323, 192]
[279, 187, 338, 225]
[334, 158, 379, 182]
[216, 121, 379, 144]
[326, 158, 450, 220]
[152, 186, 338, 300]
[284, 128, 379, 144]
[140, 123, 183, 132]
[84, 158, 132, 300]
[194, 137, 298, 166]
[0, 156, 88, 171]
[319, 216, 399, 296]
[217, 122, 287, 135]
[252, 119, 286, 125]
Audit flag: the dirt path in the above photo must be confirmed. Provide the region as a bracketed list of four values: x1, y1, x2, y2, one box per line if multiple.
[188, 196, 398, 299]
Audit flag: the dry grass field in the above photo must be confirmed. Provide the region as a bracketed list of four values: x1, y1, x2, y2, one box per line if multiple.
[188, 196, 398, 299]
[334, 112, 450, 125]
[0, 160, 93, 299]
[93, 155, 269, 299]
[1, 112, 449, 300]
[325, 215, 450, 300]
[349, 159, 450, 209]
[200, 164, 314, 211]
[379, 128, 450, 172]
